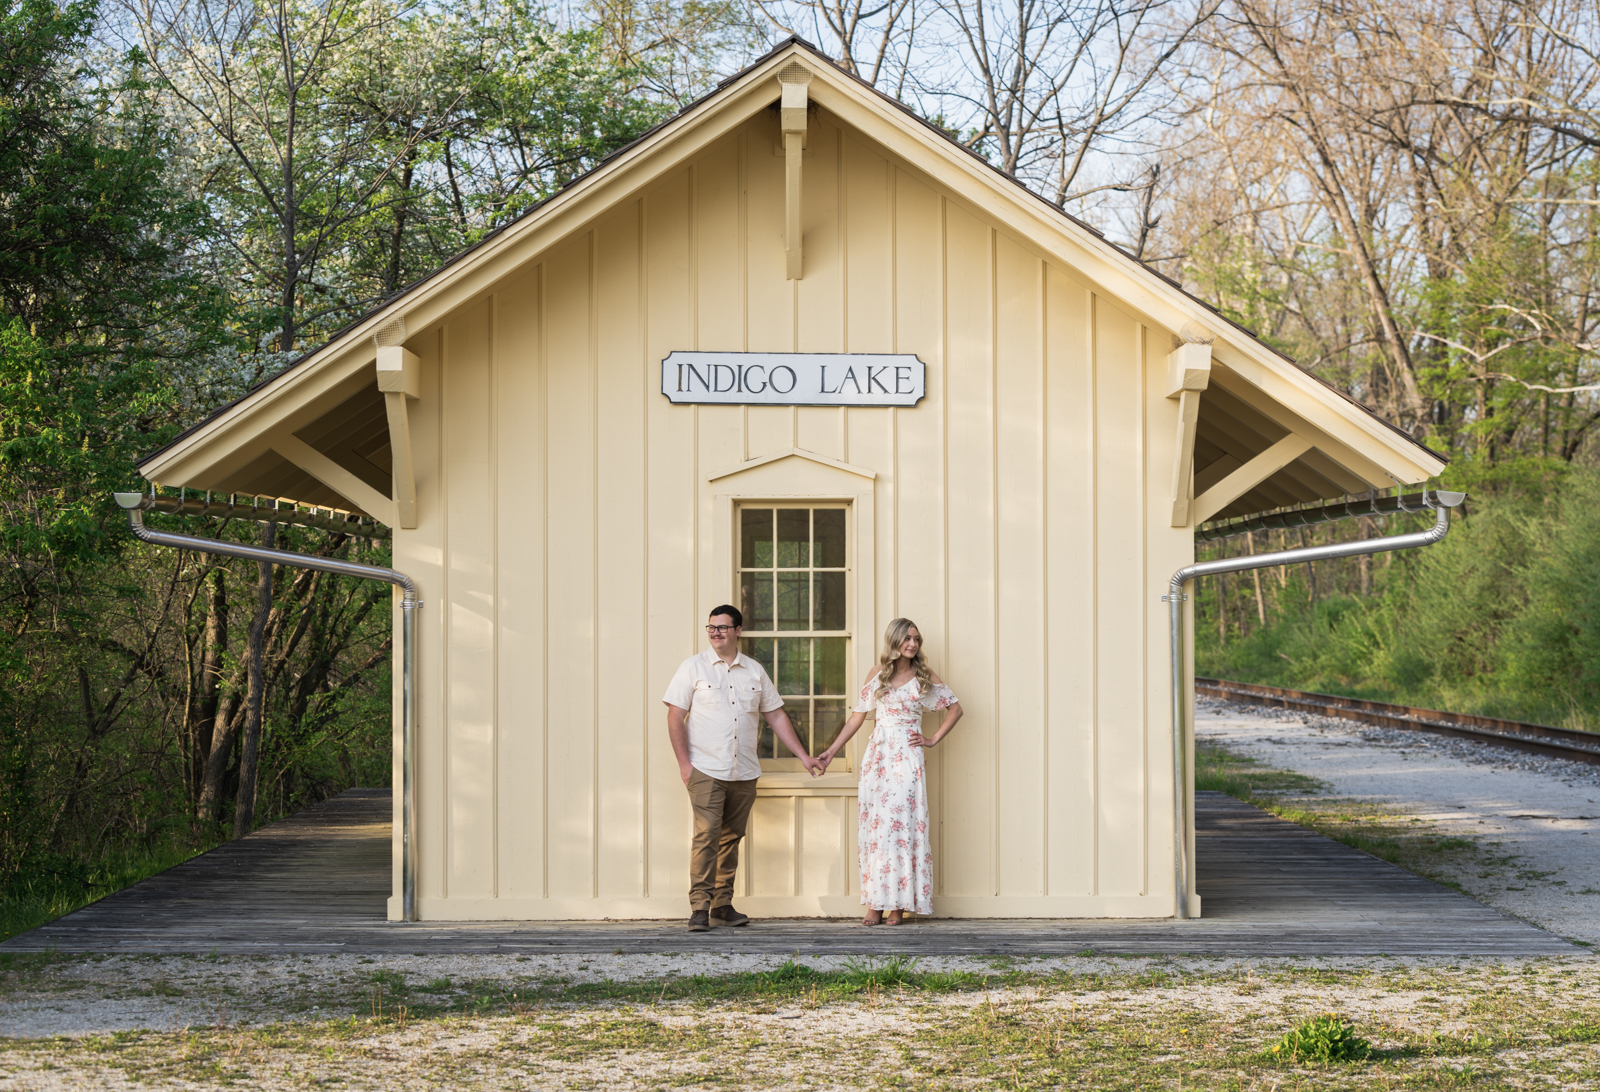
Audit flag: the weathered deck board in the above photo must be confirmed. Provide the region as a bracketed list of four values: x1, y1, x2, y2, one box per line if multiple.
[3, 789, 1574, 956]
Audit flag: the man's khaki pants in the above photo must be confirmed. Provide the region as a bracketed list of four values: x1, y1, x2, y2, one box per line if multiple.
[686, 768, 758, 912]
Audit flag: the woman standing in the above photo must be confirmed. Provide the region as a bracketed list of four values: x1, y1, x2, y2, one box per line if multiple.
[817, 618, 962, 925]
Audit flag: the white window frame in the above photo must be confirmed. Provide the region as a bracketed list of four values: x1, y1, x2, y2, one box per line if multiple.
[734, 502, 852, 771]
[708, 450, 876, 787]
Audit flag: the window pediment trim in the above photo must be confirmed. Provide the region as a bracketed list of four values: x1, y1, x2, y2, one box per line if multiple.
[706, 446, 876, 482]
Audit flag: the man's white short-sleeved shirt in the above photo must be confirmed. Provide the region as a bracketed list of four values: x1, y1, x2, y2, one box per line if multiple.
[662, 649, 784, 781]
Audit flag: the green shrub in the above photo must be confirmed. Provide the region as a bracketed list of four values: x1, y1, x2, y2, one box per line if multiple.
[1265, 1014, 1372, 1063]
[1196, 470, 1600, 732]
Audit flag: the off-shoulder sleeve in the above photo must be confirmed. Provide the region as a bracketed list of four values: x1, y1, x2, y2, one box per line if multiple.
[921, 683, 958, 710]
[854, 674, 879, 714]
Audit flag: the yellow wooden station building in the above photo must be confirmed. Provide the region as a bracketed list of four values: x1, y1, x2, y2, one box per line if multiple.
[135, 40, 1447, 921]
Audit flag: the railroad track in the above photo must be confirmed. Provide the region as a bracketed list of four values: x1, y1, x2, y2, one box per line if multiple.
[1196, 677, 1600, 767]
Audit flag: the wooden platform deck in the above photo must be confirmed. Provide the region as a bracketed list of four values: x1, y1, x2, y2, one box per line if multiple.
[2, 789, 1575, 957]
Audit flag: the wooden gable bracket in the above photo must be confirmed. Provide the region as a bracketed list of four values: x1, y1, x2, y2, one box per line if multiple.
[270, 431, 396, 526]
[376, 345, 419, 528]
[1192, 434, 1313, 525]
[778, 62, 812, 280]
[1167, 342, 1211, 527]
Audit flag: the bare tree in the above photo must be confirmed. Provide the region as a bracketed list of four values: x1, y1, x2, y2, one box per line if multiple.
[1159, 0, 1600, 452]
[923, 0, 1214, 205]
[749, 0, 915, 84]
[120, 0, 458, 352]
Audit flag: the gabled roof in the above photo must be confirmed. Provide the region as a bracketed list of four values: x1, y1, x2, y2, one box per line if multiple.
[139, 37, 1447, 508]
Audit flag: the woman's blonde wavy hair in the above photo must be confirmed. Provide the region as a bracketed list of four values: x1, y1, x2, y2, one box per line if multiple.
[872, 618, 932, 705]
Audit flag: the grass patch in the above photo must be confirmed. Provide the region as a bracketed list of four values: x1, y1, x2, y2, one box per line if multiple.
[349, 956, 991, 1017]
[1195, 736, 1326, 797]
[0, 836, 223, 944]
[1197, 738, 1484, 887]
[5, 961, 1600, 1089]
[1551, 1023, 1600, 1042]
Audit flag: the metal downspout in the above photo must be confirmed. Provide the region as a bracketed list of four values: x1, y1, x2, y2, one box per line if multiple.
[1166, 491, 1466, 920]
[113, 494, 423, 923]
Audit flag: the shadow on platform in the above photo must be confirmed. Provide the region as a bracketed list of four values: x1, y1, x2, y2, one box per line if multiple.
[2, 789, 1574, 957]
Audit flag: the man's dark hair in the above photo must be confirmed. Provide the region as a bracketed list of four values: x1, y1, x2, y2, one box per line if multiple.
[708, 604, 743, 628]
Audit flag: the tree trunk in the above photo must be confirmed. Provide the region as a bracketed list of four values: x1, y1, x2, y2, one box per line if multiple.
[233, 522, 277, 839]
[386, 145, 416, 294]
[194, 567, 227, 808]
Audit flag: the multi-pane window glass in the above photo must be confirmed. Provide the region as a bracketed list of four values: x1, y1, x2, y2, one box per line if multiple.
[738, 506, 848, 766]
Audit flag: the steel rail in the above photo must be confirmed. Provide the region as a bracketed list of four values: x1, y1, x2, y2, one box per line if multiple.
[1197, 677, 1600, 766]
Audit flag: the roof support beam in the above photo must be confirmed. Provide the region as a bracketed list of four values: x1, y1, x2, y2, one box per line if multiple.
[271, 432, 395, 526]
[1167, 343, 1211, 527]
[1190, 429, 1312, 521]
[377, 345, 419, 529]
[779, 63, 811, 280]
[1193, 434, 1313, 524]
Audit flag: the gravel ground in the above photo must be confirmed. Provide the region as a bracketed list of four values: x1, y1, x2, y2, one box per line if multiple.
[0, 950, 1589, 1039]
[4, 953, 1600, 1090]
[1199, 700, 1600, 947]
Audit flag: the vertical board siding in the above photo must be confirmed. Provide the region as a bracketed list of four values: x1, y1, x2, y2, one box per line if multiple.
[1044, 266, 1097, 896]
[796, 118, 844, 357]
[643, 173, 697, 901]
[443, 299, 496, 899]
[888, 169, 949, 887]
[543, 238, 598, 898]
[595, 206, 648, 897]
[408, 110, 1183, 917]
[940, 202, 995, 898]
[1093, 300, 1146, 896]
[494, 268, 545, 898]
[993, 234, 1046, 897]
[1144, 332, 1194, 896]
[843, 135, 896, 674]
[408, 328, 448, 904]
[843, 137, 897, 667]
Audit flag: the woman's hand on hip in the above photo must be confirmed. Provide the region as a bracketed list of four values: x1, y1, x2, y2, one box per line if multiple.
[907, 730, 935, 748]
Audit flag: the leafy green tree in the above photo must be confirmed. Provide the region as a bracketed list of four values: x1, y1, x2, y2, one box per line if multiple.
[127, 0, 672, 352]
[0, 0, 226, 567]
[0, 0, 232, 882]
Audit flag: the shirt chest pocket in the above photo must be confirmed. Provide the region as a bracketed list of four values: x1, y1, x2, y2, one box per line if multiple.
[735, 683, 763, 713]
[692, 679, 722, 706]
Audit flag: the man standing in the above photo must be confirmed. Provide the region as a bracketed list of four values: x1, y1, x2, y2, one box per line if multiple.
[663, 605, 822, 932]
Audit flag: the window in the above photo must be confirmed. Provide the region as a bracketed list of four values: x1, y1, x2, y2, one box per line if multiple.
[737, 505, 849, 769]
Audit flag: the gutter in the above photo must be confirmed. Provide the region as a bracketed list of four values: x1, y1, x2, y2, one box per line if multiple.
[1166, 489, 1466, 919]
[114, 493, 422, 923]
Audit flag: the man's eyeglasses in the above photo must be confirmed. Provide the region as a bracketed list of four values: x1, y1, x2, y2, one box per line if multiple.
[705, 624, 738, 635]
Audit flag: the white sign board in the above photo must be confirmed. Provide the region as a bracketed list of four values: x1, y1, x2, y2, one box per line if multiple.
[661, 352, 926, 407]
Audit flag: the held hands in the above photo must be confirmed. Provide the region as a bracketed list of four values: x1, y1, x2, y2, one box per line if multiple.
[814, 751, 836, 775]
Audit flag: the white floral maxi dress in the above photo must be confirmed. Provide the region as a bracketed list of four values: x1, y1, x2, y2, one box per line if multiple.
[854, 675, 959, 914]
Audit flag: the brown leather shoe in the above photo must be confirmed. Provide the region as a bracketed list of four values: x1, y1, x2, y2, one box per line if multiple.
[709, 904, 750, 927]
[687, 909, 710, 932]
